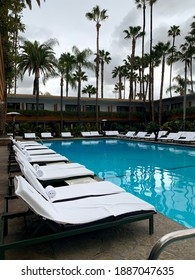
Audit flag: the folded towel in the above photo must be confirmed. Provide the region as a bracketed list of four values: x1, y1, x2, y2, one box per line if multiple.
[36, 169, 44, 177]
[26, 156, 32, 162]
[45, 185, 56, 199]
[33, 163, 40, 171]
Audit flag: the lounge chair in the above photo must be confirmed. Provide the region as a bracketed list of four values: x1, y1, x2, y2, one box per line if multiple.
[131, 131, 147, 139]
[61, 132, 73, 138]
[158, 132, 179, 142]
[90, 131, 103, 137]
[81, 131, 91, 137]
[118, 131, 136, 138]
[0, 174, 156, 259]
[14, 145, 69, 164]
[105, 131, 119, 136]
[41, 132, 53, 139]
[17, 156, 94, 186]
[175, 131, 195, 143]
[18, 166, 125, 203]
[24, 133, 37, 139]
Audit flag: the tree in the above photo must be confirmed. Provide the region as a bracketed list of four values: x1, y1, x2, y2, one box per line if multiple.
[98, 50, 111, 98]
[17, 39, 57, 123]
[123, 26, 143, 100]
[135, 0, 146, 102]
[168, 25, 181, 97]
[153, 41, 171, 125]
[146, 0, 158, 122]
[112, 66, 124, 99]
[58, 52, 76, 131]
[71, 46, 94, 123]
[58, 52, 76, 97]
[25, 0, 45, 10]
[82, 84, 96, 98]
[85, 6, 108, 124]
[73, 70, 88, 122]
[166, 74, 192, 96]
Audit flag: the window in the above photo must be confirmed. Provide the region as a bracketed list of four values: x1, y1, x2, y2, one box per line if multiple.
[65, 105, 77, 112]
[85, 105, 96, 112]
[7, 103, 20, 110]
[117, 106, 128, 112]
[26, 103, 44, 110]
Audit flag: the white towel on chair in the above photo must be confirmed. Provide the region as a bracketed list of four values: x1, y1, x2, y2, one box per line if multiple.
[45, 185, 56, 199]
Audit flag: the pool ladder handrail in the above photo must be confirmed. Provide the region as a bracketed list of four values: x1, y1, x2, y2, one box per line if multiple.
[148, 228, 195, 260]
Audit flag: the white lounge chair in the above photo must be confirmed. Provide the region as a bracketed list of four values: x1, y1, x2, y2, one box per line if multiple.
[118, 131, 136, 138]
[81, 132, 91, 137]
[175, 131, 195, 143]
[41, 132, 53, 138]
[17, 156, 94, 185]
[19, 167, 125, 203]
[24, 133, 37, 139]
[132, 131, 147, 139]
[14, 175, 156, 225]
[158, 132, 180, 142]
[105, 131, 119, 136]
[61, 132, 73, 138]
[14, 145, 69, 164]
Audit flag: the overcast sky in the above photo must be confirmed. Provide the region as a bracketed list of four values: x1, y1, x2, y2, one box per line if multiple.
[17, 0, 194, 99]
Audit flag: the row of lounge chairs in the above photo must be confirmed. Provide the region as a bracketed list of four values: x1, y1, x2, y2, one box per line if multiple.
[24, 131, 120, 139]
[0, 138, 156, 259]
[119, 130, 195, 143]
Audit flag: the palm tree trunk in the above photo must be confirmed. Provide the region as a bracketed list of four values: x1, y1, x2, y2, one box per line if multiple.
[159, 55, 165, 125]
[101, 60, 104, 98]
[95, 23, 100, 126]
[183, 61, 187, 129]
[60, 77, 64, 131]
[77, 79, 81, 123]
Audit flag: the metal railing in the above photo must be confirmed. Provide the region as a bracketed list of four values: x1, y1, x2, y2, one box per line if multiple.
[148, 228, 195, 260]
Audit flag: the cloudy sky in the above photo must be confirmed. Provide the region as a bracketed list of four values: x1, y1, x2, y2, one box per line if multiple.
[17, 0, 194, 99]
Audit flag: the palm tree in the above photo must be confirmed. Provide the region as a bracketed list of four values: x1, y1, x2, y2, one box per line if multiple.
[85, 6, 108, 124]
[73, 70, 88, 122]
[112, 66, 124, 99]
[146, 0, 158, 121]
[17, 39, 57, 123]
[25, 0, 45, 9]
[153, 41, 171, 125]
[58, 52, 76, 97]
[123, 26, 143, 100]
[98, 50, 111, 98]
[71, 46, 94, 123]
[168, 25, 181, 97]
[135, 0, 146, 102]
[82, 84, 96, 98]
[166, 74, 192, 96]
[58, 52, 76, 131]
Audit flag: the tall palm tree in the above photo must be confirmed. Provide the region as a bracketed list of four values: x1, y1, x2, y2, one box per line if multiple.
[58, 52, 76, 97]
[123, 26, 143, 100]
[17, 39, 57, 123]
[135, 0, 146, 101]
[85, 6, 108, 124]
[153, 41, 171, 125]
[98, 49, 111, 98]
[73, 70, 88, 122]
[58, 52, 76, 131]
[146, 0, 157, 121]
[71, 46, 94, 123]
[168, 25, 181, 97]
[112, 66, 124, 99]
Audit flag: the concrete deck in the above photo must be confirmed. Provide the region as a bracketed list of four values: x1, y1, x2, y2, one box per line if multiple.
[0, 142, 194, 260]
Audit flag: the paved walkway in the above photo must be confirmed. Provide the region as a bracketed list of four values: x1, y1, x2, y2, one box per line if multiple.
[0, 142, 194, 260]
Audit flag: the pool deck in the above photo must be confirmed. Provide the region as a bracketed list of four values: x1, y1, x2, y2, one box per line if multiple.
[0, 140, 195, 260]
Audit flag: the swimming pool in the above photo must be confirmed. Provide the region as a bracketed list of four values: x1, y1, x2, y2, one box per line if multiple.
[44, 139, 195, 228]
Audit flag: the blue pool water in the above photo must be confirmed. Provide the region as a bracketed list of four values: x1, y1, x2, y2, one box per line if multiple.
[44, 139, 195, 228]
